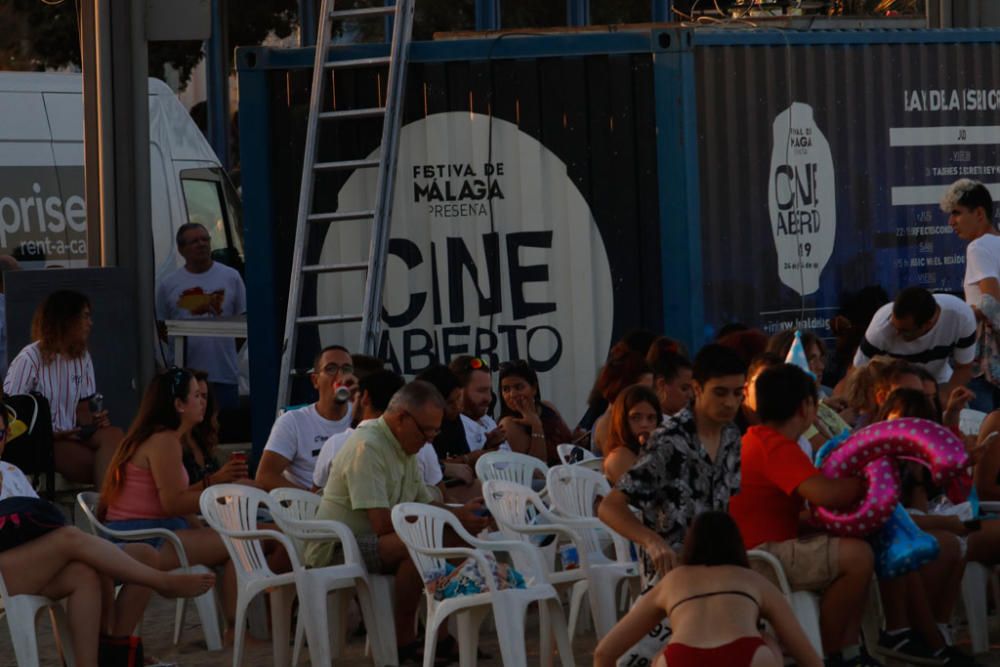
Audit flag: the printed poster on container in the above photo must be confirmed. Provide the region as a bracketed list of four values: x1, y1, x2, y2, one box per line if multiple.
[696, 43, 1000, 342]
[317, 112, 615, 421]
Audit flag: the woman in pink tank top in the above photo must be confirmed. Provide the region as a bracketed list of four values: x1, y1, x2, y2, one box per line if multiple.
[100, 368, 245, 637]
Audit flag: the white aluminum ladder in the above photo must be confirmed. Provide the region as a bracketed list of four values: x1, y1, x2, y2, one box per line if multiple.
[277, 0, 414, 410]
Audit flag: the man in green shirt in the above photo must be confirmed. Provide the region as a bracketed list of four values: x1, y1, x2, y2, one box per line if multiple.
[306, 380, 489, 657]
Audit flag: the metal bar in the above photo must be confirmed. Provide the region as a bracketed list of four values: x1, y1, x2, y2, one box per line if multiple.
[307, 209, 375, 223]
[654, 39, 703, 354]
[330, 6, 395, 19]
[313, 158, 381, 170]
[206, 0, 230, 170]
[358, 0, 414, 355]
[277, 0, 336, 412]
[299, 0, 317, 46]
[475, 0, 500, 30]
[297, 314, 364, 325]
[318, 106, 386, 120]
[652, 0, 671, 22]
[323, 55, 392, 69]
[104, 0, 157, 392]
[236, 54, 279, 455]
[567, 0, 590, 26]
[301, 262, 369, 274]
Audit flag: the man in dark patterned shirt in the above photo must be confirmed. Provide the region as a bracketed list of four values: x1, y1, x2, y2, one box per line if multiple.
[599, 343, 746, 589]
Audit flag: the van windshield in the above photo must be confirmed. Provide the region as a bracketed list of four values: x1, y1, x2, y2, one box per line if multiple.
[180, 168, 244, 271]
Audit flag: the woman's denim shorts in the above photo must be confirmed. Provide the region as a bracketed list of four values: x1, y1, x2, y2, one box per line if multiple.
[104, 517, 189, 549]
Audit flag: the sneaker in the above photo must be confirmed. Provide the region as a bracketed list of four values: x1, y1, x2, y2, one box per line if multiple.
[877, 630, 945, 666]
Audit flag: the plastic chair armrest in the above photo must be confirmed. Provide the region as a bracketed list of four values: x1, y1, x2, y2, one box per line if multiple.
[277, 517, 364, 567]
[748, 549, 793, 595]
[218, 527, 302, 568]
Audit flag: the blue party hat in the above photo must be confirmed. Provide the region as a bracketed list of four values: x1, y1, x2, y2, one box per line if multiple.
[785, 330, 815, 379]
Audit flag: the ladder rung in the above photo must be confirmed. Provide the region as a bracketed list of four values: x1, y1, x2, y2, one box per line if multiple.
[314, 158, 381, 171]
[302, 262, 369, 275]
[323, 56, 392, 70]
[308, 210, 375, 223]
[319, 107, 386, 121]
[297, 314, 364, 326]
[330, 6, 396, 20]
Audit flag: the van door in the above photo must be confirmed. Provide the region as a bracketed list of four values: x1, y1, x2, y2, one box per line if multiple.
[178, 167, 244, 275]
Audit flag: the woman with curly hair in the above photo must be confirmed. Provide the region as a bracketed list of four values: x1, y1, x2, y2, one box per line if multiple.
[4, 289, 123, 484]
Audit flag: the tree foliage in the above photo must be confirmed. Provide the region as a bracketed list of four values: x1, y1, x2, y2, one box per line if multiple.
[0, 0, 297, 88]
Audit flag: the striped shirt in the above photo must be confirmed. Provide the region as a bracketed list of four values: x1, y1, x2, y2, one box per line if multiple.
[853, 294, 977, 384]
[4, 342, 96, 432]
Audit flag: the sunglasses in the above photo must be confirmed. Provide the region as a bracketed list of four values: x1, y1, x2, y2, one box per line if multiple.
[166, 367, 190, 398]
[464, 357, 490, 372]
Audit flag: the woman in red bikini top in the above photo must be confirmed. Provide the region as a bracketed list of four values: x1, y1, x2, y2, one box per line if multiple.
[594, 511, 823, 667]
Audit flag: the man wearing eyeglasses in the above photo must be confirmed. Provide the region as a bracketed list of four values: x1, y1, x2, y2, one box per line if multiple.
[156, 222, 247, 412]
[256, 345, 356, 490]
[306, 380, 489, 660]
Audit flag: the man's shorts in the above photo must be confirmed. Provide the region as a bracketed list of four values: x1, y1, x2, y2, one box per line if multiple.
[305, 532, 384, 574]
[354, 533, 385, 574]
[751, 533, 840, 592]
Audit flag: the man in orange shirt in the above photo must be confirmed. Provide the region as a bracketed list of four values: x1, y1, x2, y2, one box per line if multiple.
[730, 364, 874, 667]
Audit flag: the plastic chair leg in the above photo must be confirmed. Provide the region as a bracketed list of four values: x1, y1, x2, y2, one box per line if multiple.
[6, 600, 43, 667]
[492, 594, 531, 667]
[546, 598, 576, 667]
[962, 562, 990, 654]
[455, 607, 490, 667]
[270, 585, 296, 667]
[172, 597, 186, 645]
[366, 574, 398, 666]
[193, 585, 223, 651]
[587, 573, 622, 639]
[566, 580, 588, 639]
[231, 592, 251, 667]
[790, 591, 823, 657]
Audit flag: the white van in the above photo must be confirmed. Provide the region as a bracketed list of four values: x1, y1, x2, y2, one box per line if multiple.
[0, 72, 244, 284]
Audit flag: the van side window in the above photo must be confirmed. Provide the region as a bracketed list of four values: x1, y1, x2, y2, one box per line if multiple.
[180, 168, 244, 273]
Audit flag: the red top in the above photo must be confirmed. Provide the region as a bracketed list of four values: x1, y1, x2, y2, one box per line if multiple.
[730, 425, 821, 548]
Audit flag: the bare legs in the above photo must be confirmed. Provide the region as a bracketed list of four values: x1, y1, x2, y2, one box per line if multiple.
[52, 425, 123, 486]
[0, 527, 214, 667]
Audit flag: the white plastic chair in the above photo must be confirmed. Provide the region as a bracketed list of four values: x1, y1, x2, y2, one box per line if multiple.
[544, 466, 640, 638]
[0, 565, 75, 667]
[75, 491, 223, 650]
[959, 409, 988, 437]
[482, 480, 591, 638]
[269, 487, 397, 666]
[391, 502, 575, 667]
[555, 444, 604, 472]
[748, 549, 823, 656]
[959, 561, 991, 654]
[199, 485, 301, 667]
[475, 451, 549, 491]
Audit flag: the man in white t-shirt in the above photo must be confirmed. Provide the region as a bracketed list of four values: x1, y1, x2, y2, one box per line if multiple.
[941, 179, 1000, 411]
[853, 287, 976, 396]
[256, 345, 356, 490]
[447, 355, 509, 460]
[156, 223, 247, 410]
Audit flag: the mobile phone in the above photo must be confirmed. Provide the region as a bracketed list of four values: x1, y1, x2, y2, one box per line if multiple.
[88, 393, 104, 414]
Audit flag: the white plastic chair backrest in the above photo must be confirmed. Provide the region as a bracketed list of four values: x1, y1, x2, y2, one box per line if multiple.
[546, 464, 609, 519]
[960, 408, 988, 437]
[390, 502, 468, 585]
[557, 443, 597, 465]
[475, 451, 548, 488]
[200, 485, 278, 583]
[269, 487, 322, 557]
[482, 480, 555, 571]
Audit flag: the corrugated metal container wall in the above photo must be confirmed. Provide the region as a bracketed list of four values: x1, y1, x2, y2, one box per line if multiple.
[249, 49, 663, 420]
[694, 34, 1000, 376]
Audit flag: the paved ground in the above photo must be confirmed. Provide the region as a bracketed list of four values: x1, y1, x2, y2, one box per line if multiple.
[0, 592, 599, 666]
[4, 590, 1000, 666]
